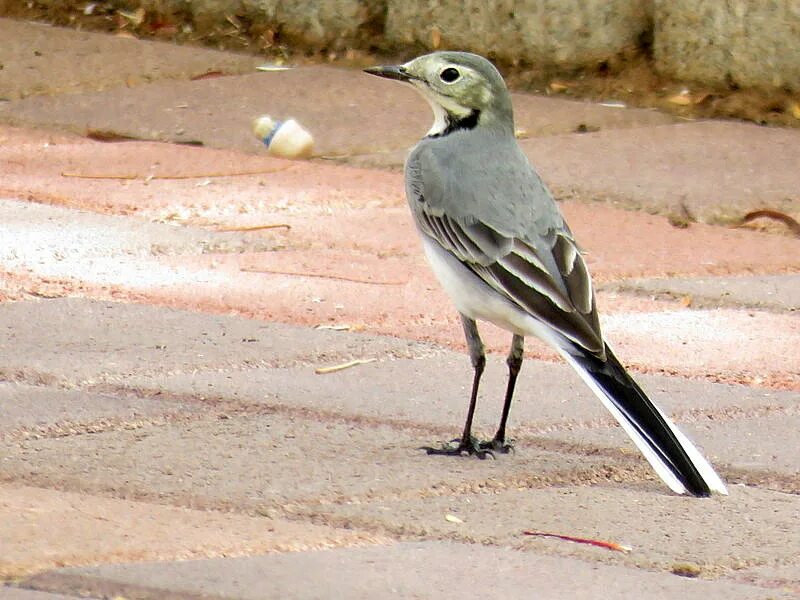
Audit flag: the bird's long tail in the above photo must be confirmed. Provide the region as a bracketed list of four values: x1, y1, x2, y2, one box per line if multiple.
[560, 344, 728, 496]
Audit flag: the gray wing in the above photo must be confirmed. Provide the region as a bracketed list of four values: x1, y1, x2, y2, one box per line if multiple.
[406, 133, 603, 356]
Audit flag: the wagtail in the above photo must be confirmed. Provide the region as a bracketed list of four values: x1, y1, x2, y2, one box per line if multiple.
[365, 51, 727, 496]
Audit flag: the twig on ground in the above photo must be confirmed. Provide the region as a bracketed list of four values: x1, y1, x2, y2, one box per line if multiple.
[314, 358, 377, 374]
[61, 165, 293, 180]
[239, 267, 405, 286]
[216, 224, 291, 232]
[522, 530, 632, 553]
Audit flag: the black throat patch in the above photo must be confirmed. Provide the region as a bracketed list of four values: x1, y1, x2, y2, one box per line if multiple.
[428, 109, 481, 138]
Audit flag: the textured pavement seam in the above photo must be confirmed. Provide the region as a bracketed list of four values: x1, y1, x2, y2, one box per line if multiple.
[0, 467, 660, 539]
[263, 505, 796, 579]
[599, 282, 799, 314]
[716, 468, 799, 495]
[4, 372, 796, 440]
[18, 571, 244, 600]
[4, 377, 797, 497]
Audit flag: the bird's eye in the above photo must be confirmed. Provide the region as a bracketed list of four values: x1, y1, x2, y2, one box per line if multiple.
[439, 67, 461, 83]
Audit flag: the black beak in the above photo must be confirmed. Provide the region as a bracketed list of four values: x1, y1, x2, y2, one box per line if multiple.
[363, 65, 415, 82]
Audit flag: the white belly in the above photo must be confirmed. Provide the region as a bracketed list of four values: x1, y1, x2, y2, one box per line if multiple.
[421, 237, 564, 348]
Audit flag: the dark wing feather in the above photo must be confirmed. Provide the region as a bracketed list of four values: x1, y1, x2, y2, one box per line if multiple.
[407, 132, 603, 355]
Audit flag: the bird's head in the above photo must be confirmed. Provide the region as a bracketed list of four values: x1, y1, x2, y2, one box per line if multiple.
[364, 51, 514, 137]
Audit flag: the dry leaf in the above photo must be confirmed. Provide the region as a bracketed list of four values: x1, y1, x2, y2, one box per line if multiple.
[667, 92, 692, 106]
[118, 7, 145, 26]
[679, 295, 693, 308]
[444, 514, 463, 524]
[667, 90, 708, 106]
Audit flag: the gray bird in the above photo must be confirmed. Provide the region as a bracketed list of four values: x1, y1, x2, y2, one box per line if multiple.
[364, 51, 727, 496]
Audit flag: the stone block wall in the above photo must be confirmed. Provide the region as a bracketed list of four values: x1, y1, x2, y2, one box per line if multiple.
[385, 0, 652, 70]
[654, 0, 800, 90]
[38, 0, 796, 90]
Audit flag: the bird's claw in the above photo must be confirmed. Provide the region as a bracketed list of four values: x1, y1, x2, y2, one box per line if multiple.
[420, 437, 499, 459]
[478, 438, 514, 454]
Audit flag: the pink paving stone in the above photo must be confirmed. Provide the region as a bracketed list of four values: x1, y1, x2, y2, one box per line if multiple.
[0, 130, 402, 215]
[1, 125, 798, 389]
[5, 259, 796, 390]
[2, 128, 798, 276]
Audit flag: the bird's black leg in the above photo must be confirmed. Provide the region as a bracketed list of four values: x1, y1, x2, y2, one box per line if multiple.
[480, 334, 524, 453]
[423, 315, 493, 458]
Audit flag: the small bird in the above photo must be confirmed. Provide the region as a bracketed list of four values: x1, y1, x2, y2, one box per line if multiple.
[365, 51, 728, 497]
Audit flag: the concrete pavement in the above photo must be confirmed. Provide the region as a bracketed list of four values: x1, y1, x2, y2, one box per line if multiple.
[1, 299, 798, 597]
[0, 17, 798, 599]
[18, 543, 797, 600]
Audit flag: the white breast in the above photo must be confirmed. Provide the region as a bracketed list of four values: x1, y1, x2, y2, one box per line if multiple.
[421, 237, 565, 349]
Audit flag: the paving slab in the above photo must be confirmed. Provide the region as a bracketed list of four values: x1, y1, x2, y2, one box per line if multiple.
[4, 58, 797, 222]
[2, 312, 796, 493]
[0, 21, 797, 225]
[121, 355, 798, 431]
[519, 120, 800, 223]
[0, 197, 262, 300]
[551, 412, 800, 484]
[1, 196, 798, 388]
[0, 67, 421, 155]
[296, 486, 800, 578]
[733, 564, 800, 596]
[0, 484, 384, 580]
[0, 196, 283, 267]
[0, 194, 301, 305]
[0, 124, 86, 146]
[0, 60, 676, 156]
[0, 18, 262, 100]
[3, 150, 800, 281]
[0, 382, 201, 436]
[1, 295, 796, 474]
[0, 589, 80, 600]
[119, 355, 800, 487]
[616, 274, 800, 312]
[18, 542, 797, 600]
[599, 309, 800, 389]
[0, 298, 438, 386]
[0, 138, 402, 216]
[0, 412, 607, 511]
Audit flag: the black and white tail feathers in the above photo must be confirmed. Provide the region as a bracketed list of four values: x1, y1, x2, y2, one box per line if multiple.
[561, 344, 728, 497]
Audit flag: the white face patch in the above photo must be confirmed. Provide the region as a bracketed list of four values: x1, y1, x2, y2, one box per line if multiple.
[425, 99, 449, 136]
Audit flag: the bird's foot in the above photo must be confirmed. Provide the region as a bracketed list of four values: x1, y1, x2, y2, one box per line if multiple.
[421, 437, 497, 460]
[477, 438, 514, 454]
